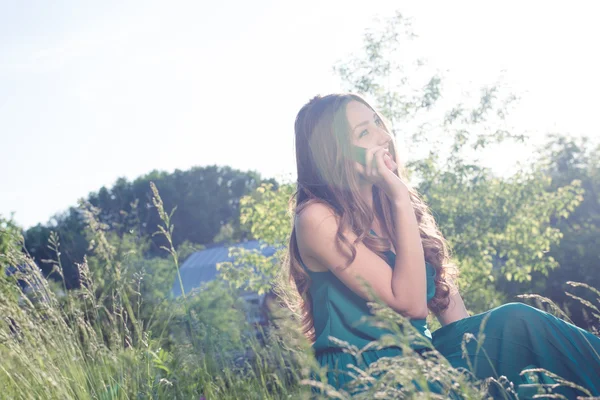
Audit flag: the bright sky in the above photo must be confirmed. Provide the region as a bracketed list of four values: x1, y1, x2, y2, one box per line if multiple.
[1, 0, 598, 230]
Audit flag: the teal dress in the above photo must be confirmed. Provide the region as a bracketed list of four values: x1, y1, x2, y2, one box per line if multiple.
[304, 239, 600, 397]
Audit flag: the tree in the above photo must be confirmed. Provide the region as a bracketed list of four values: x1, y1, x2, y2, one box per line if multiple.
[1, 214, 23, 299]
[23, 165, 266, 288]
[88, 166, 264, 254]
[333, 11, 583, 314]
[499, 135, 600, 330]
[221, 11, 584, 320]
[217, 183, 294, 296]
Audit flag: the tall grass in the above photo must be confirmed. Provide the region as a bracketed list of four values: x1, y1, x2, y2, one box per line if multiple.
[0, 185, 308, 400]
[0, 184, 598, 399]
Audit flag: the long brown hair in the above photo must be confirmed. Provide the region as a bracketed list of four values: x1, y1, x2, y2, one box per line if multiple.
[286, 93, 457, 341]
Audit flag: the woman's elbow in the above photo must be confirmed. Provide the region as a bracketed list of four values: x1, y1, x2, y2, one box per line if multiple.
[392, 302, 429, 320]
[406, 307, 429, 320]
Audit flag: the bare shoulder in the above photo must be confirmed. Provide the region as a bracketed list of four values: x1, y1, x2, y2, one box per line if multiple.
[295, 202, 345, 272]
[294, 203, 428, 319]
[296, 201, 338, 234]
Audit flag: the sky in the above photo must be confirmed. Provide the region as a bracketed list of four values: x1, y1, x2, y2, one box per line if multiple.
[1, 0, 599, 230]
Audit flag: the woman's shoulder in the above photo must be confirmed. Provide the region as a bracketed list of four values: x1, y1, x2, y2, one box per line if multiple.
[295, 201, 342, 272]
[296, 201, 340, 246]
[296, 200, 338, 226]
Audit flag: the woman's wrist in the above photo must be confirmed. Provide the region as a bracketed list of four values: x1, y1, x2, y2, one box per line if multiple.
[391, 196, 419, 240]
[391, 189, 412, 210]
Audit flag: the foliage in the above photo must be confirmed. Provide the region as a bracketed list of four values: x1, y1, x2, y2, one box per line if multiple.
[0, 184, 308, 400]
[417, 160, 583, 312]
[0, 213, 21, 274]
[23, 166, 267, 289]
[333, 10, 585, 315]
[214, 13, 593, 332]
[217, 183, 295, 295]
[239, 183, 295, 247]
[500, 135, 600, 330]
[3, 8, 600, 400]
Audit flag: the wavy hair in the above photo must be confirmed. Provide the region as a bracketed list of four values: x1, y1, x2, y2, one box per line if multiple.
[285, 93, 457, 341]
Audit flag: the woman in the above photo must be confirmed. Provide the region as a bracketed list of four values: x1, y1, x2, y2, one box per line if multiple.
[288, 93, 600, 397]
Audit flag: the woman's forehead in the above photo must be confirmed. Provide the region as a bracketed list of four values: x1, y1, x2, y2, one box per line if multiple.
[345, 100, 375, 127]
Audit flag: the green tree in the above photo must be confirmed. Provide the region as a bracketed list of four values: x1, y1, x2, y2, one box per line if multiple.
[0, 213, 21, 273]
[23, 165, 267, 288]
[217, 183, 294, 295]
[417, 158, 582, 312]
[0, 214, 24, 304]
[222, 12, 584, 320]
[333, 11, 583, 314]
[88, 166, 263, 253]
[500, 135, 600, 330]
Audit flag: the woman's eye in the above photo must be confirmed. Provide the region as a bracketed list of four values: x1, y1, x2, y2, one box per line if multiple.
[375, 118, 383, 126]
[359, 129, 368, 138]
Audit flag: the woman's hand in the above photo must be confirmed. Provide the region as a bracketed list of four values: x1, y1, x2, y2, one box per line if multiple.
[356, 145, 409, 201]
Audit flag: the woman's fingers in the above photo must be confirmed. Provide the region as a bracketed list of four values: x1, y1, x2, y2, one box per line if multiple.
[372, 148, 389, 176]
[365, 146, 386, 177]
[356, 145, 397, 181]
[383, 152, 397, 171]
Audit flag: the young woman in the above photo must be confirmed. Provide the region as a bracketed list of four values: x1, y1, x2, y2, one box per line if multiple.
[288, 93, 600, 397]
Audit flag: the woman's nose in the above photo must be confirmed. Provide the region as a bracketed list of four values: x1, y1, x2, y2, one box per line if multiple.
[377, 130, 392, 146]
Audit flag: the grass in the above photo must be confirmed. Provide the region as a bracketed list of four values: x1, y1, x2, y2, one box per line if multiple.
[1, 184, 598, 399]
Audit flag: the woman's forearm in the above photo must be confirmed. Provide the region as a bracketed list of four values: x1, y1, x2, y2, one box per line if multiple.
[436, 291, 469, 326]
[390, 197, 428, 319]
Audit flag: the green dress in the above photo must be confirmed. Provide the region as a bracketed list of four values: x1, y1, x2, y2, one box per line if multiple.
[304, 237, 600, 397]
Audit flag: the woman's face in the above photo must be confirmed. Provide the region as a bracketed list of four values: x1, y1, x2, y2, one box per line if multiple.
[345, 100, 392, 149]
[344, 100, 394, 175]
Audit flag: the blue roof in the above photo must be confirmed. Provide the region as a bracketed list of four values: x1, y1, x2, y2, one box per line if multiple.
[171, 240, 278, 297]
